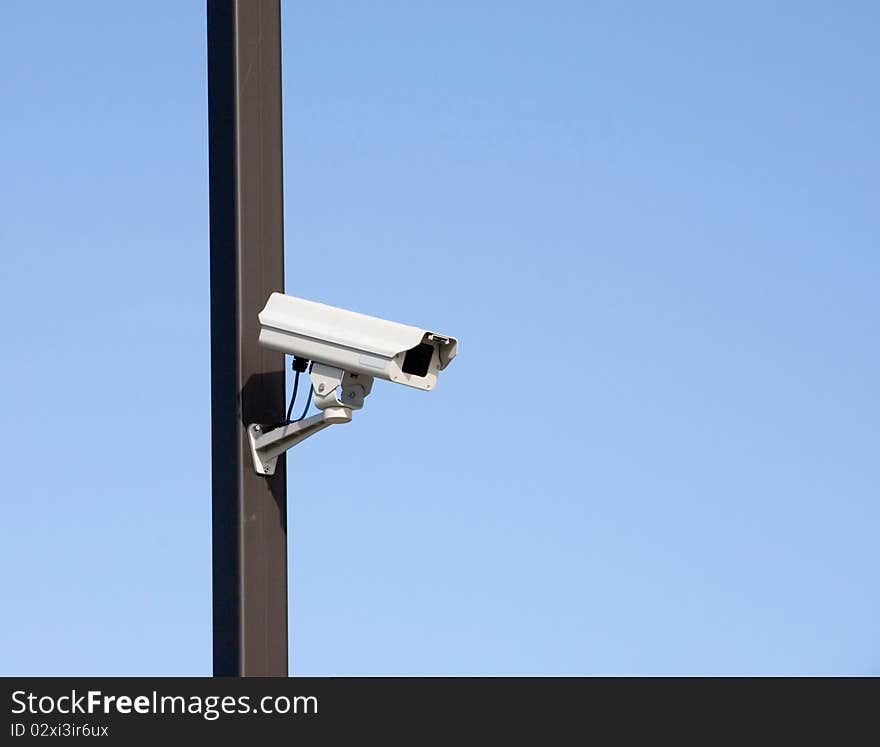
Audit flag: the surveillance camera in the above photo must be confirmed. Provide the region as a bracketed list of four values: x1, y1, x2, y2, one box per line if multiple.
[247, 292, 458, 474]
[258, 292, 457, 391]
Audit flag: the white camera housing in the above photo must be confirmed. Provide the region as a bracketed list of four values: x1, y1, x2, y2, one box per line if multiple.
[247, 293, 458, 475]
[258, 292, 458, 391]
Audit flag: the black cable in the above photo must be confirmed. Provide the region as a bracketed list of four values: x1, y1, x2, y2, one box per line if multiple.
[280, 357, 311, 425]
[291, 361, 314, 422]
[285, 370, 300, 422]
[293, 384, 313, 422]
[259, 358, 310, 430]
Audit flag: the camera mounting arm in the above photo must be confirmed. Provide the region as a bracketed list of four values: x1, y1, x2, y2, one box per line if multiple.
[247, 363, 373, 475]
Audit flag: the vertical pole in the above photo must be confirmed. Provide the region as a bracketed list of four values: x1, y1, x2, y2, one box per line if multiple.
[207, 0, 288, 676]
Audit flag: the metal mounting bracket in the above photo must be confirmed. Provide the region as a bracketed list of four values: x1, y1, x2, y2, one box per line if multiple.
[247, 364, 373, 475]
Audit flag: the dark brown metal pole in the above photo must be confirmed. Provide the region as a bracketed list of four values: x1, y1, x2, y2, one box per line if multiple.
[208, 0, 288, 676]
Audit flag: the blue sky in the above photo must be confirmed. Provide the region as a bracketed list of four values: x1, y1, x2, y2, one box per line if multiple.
[1, 1, 878, 675]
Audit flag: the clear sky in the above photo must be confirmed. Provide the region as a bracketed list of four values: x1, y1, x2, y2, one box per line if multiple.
[1, 1, 878, 675]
